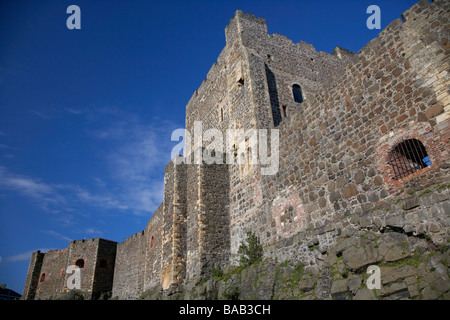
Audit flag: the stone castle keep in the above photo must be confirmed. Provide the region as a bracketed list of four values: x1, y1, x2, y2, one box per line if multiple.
[23, 0, 450, 300]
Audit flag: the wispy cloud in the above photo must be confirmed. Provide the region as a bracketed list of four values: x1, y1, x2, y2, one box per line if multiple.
[63, 108, 86, 115]
[0, 108, 180, 236]
[1, 248, 55, 263]
[43, 230, 73, 242]
[84, 228, 103, 236]
[29, 108, 53, 120]
[97, 115, 176, 215]
[0, 166, 66, 210]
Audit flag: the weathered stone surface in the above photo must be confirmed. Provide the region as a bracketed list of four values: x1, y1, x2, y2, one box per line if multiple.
[331, 279, 348, 294]
[381, 265, 417, 284]
[343, 184, 359, 199]
[385, 213, 405, 229]
[404, 197, 420, 210]
[353, 288, 377, 300]
[342, 244, 379, 271]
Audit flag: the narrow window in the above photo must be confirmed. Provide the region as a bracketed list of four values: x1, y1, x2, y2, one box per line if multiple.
[220, 107, 224, 121]
[282, 105, 287, 117]
[40, 273, 46, 282]
[388, 138, 431, 180]
[292, 84, 303, 103]
[75, 259, 85, 269]
[150, 236, 155, 249]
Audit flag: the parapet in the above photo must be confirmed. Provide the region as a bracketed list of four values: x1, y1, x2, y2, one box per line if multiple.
[225, 10, 268, 44]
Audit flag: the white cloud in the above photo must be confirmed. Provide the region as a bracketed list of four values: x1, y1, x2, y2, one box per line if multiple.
[64, 108, 85, 115]
[43, 230, 73, 242]
[84, 228, 103, 236]
[0, 167, 66, 210]
[0, 110, 181, 234]
[104, 118, 175, 214]
[2, 248, 55, 263]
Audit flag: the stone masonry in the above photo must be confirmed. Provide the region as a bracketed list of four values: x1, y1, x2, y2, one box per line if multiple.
[23, 0, 449, 300]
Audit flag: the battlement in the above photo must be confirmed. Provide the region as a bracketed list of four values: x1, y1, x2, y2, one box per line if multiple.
[225, 10, 268, 44]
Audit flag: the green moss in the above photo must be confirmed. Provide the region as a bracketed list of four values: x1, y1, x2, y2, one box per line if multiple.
[279, 259, 291, 267]
[419, 189, 432, 197]
[211, 267, 223, 280]
[222, 285, 240, 300]
[279, 263, 305, 297]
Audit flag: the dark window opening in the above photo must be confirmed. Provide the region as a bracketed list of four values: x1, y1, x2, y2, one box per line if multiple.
[238, 77, 245, 86]
[220, 108, 224, 121]
[292, 84, 303, 103]
[265, 64, 281, 127]
[150, 236, 155, 249]
[75, 259, 85, 269]
[282, 105, 287, 117]
[40, 273, 46, 282]
[388, 138, 431, 180]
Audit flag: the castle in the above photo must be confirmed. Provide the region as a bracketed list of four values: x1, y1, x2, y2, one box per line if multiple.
[22, 0, 450, 300]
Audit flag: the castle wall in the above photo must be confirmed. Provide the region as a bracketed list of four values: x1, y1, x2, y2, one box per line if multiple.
[112, 231, 146, 299]
[143, 204, 163, 292]
[64, 239, 100, 299]
[160, 161, 187, 290]
[187, 160, 230, 280]
[34, 249, 67, 300]
[221, 10, 355, 260]
[22, 238, 117, 300]
[244, 0, 450, 265]
[92, 239, 117, 298]
[22, 250, 44, 300]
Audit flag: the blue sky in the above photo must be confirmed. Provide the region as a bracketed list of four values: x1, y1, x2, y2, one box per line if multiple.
[0, 0, 418, 294]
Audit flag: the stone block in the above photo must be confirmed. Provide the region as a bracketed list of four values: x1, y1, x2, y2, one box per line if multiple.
[404, 197, 419, 210]
[385, 212, 405, 229]
[343, 183, 359, 199]
[353, 288, 377, 300]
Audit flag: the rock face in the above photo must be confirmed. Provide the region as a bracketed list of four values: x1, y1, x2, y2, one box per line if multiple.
[142, 229, 450, 300]
[23, 0, 450, 300]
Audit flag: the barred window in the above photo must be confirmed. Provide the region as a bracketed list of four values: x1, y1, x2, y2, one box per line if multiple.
[388, 139, 431, 180]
